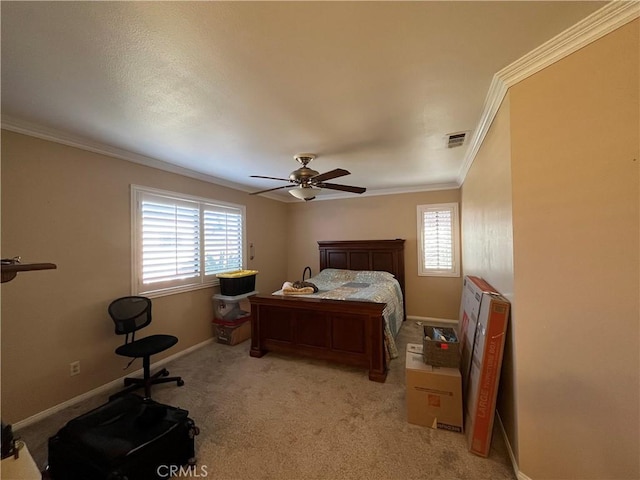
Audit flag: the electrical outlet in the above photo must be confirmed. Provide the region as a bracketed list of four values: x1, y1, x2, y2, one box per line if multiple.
[70, 361, 80, 376]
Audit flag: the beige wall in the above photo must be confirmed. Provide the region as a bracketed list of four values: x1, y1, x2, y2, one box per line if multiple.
[510, 20, 639, 480]
[285, 190, 462, 320]
[1, 131, 288, 422]
[462, 20, 639, 480]
[460, 93, 517, 458]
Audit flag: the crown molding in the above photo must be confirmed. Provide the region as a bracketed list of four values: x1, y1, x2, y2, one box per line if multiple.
[1, 115, 456, 203]
[298, 182, 461, 202]
[457, 0, 640, 186]
[2, 114, 460, 203]
[455, 76, 509, 189]
[498, 0, 639, 88]
[0, 115, 284, 198]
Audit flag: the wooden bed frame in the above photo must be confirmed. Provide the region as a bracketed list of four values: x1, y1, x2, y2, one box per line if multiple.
[249, 239, 405, 382]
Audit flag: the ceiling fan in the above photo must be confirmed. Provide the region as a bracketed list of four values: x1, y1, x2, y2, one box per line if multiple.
[249, 154, 367, 201]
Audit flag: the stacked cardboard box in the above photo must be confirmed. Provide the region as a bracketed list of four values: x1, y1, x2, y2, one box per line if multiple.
[406, 343, 463, 433]
[458, 276, 510, 457]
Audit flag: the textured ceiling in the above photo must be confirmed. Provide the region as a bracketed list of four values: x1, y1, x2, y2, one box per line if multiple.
[1, 1, 606, 200]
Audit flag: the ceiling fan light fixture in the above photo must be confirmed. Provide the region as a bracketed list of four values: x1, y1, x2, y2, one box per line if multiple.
[289, 185, 320, 200]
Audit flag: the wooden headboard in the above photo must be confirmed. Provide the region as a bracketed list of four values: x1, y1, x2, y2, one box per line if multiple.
[318, 239, 406, 298]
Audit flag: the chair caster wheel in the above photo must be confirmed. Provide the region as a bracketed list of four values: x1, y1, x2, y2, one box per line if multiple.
[162, 369, 170, 377]
[177, 379, 185, 387]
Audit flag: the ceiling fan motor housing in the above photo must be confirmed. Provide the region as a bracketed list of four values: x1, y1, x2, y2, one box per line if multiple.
[290, 167, 320, 183]
[290, 154, 319, 184]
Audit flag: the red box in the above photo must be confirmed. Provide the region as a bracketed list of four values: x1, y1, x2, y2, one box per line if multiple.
[464, 290, 510, 457]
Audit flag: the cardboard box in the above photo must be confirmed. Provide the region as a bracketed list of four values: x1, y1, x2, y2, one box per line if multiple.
[214, 317, 251, 345]
[458, 276, 500, 397]
[422, 325, 460, 368]
[464, 292, 510, 457]
[406, 344, 463, 433]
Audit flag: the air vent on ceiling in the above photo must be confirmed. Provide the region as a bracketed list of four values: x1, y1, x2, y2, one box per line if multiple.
[446, 131, 468, 149]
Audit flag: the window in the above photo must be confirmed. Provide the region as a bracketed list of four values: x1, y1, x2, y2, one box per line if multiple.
[417, 203, 460, 277]
[132, 185, 246, 297]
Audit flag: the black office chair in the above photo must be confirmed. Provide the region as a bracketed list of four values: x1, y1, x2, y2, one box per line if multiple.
[109, 296, 184, 400]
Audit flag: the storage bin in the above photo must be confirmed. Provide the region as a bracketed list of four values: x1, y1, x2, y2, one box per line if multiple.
[212, 298, 250, 325]
[422, 325, 460, 368]
[216, 270, 258, 296]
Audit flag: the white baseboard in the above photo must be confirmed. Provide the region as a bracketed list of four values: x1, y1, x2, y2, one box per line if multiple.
[407, 315, 457, 326]
[13, 338, 214, 431]
[496, 411, 532, 480]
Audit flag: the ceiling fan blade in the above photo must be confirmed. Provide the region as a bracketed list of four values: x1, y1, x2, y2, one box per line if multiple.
[250, 184, 295, 195]
[250, 175, 292, 182]
[311, 168, 350, 183]
[318, 182, 366, 194]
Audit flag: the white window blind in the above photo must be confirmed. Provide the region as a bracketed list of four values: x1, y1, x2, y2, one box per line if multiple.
[132, 186, 246, 296]
[203, 206, 243, 275]
[417, 203, 460, 277]
[142, 199, 200, 285]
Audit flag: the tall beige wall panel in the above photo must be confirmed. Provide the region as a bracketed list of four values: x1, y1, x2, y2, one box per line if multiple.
[1, 131, 288, 422]
[460, 94, 517, 459]
[509, 21, 639, 479]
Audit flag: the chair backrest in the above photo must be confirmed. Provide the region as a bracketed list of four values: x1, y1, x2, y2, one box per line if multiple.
[109, 296, 152, 336]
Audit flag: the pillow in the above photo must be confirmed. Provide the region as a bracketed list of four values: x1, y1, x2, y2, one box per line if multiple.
[316, 269, 395, 283]
[354, 270, 395, 283]
[314, 269, 357, 283]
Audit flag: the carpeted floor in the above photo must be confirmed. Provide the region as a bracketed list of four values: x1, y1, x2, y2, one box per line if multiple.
[18, 321, 516, 479]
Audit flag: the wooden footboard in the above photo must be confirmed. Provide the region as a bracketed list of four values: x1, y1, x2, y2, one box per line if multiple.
[249, 294, 388, 382]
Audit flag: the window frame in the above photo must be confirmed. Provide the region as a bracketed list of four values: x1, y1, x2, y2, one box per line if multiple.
[131, 185, 246, 298]
[417, 202, 461, 278]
